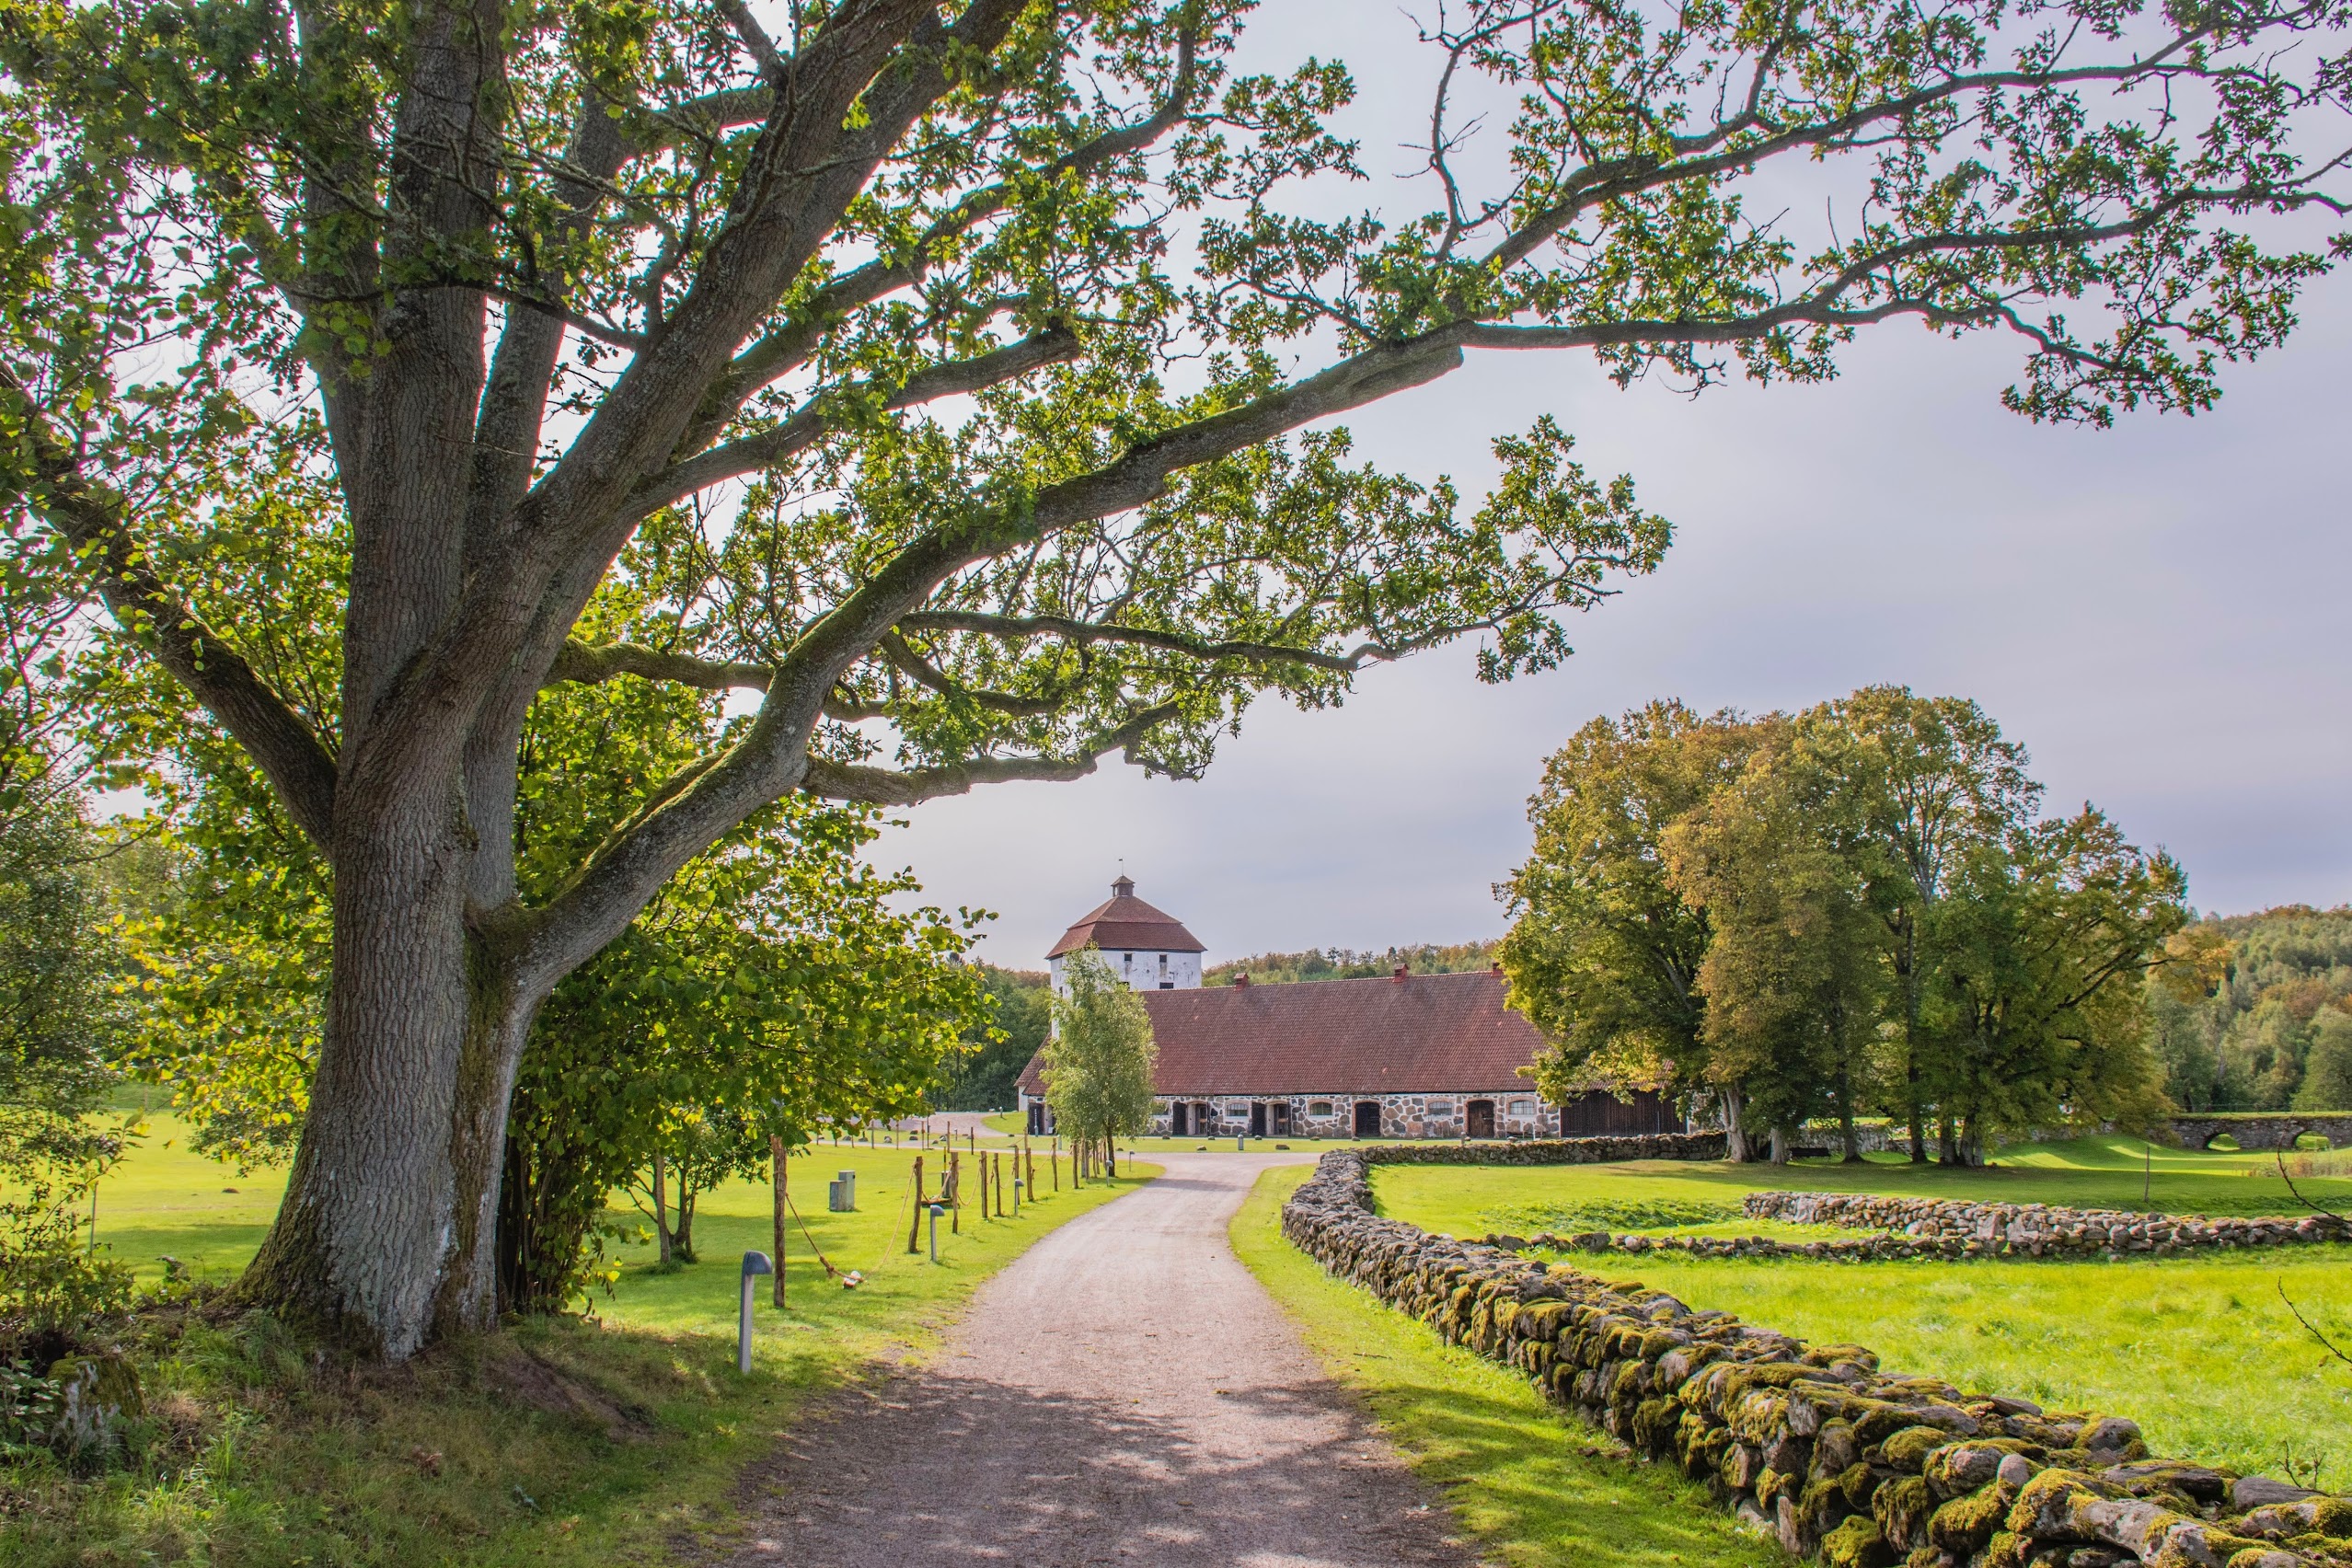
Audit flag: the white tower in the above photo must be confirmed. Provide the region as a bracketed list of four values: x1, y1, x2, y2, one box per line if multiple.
[1044, 875, 1207, 995]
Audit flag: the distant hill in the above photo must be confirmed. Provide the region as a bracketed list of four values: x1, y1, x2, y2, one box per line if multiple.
[2149, 905, 2352, 1112]
[1205, 940, 1499, 987]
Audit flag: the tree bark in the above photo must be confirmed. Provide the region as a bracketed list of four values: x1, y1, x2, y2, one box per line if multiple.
[241, 797, 540, 1357]
[1718, 1085, 1752, 1163]
[1899, 911, 1931, 1163]
[771, 1135, 789, 1309]
[652, 1151, 673, 1264]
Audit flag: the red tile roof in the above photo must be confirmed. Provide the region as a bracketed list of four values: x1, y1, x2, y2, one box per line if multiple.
[1015, 969, 1543, 1097]
[1045, 879, 1205, 958]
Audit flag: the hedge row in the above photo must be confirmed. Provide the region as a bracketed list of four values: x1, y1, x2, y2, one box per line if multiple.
[1282, 1149, 2349, 1568]
[1746, 1193, 2350, 1258]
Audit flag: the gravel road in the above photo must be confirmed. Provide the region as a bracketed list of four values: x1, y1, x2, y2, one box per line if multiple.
[731, 1151, 1483, 1567]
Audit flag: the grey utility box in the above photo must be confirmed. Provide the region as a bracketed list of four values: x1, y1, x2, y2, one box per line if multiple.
[826, 1170, 857, 1212]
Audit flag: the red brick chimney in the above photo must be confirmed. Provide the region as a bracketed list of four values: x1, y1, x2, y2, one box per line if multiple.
[1234, 972, 1251, 988]
[1391, 964, 1408, 982]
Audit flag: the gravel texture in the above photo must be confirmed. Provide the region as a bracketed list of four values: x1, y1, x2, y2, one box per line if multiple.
[733, 1151, 1485, 1567]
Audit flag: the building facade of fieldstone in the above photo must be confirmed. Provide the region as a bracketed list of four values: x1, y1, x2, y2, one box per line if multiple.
[1016, 879, 1680, 1141]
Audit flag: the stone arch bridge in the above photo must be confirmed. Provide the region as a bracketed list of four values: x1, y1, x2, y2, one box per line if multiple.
[2169, 1113, 2352, 1151]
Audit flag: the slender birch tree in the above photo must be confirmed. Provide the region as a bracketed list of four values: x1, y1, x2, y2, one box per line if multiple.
[1043, 947, 1157, 1175]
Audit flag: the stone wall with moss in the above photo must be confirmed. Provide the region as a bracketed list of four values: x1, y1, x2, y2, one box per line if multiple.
[1743, 1194, 2348, 1258]
[1282, 1148, 2348, 1568]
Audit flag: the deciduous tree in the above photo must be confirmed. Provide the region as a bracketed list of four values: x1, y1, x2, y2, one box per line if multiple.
[1499, 701, 1761, 1120]
[1043, 948, 1157, 1174]
[1802, 689, 2035, 1161]
[1662, 734, 1885, 1162]
[1926, 808, 2186, 1161]
[6, 0, 2342, 1355]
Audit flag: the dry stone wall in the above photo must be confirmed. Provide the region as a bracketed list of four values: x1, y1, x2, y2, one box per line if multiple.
[1745, 1193, 2350, 1259]
[1283, 1148, 2350, 1568]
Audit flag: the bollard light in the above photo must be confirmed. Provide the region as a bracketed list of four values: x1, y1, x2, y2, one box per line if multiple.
[1011, 1176, 1022, 1216]
[738, 1251, 774, 1374]
[1237, 1133, 1246, 1152]
[928, 1202, 943, 1262]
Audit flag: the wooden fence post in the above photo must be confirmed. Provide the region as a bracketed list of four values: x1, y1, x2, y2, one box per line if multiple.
[770, 1135, 789, 1308]
[906, 1155, 925, 1253]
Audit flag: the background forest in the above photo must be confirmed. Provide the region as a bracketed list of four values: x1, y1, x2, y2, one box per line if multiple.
[1207, 941, 1501, 986]
[935, 965, 1052, 1113]
[2149, 906, 2352, 1113]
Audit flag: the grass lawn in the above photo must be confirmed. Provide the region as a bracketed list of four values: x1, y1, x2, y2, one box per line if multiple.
[1231, 1163, 1784, 1568]
[1365, 1133, 2352, 1239]
[1364, 1136, 2352, 1491]
[7, 1117, 1156, 1568]
[1620, 1248, 2352, 1489]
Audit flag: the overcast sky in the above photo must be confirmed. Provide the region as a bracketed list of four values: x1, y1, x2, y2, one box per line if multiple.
[869, 3, 2352, 970]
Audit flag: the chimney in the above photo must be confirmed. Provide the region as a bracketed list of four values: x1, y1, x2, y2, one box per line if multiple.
[1391, 964, 1409, 982]
[1234, 972, 1251, 988]
[1491, 961, 1503, 974]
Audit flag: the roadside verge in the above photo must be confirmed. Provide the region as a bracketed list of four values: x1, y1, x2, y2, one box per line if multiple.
[1230, 1161, 1783, 1568]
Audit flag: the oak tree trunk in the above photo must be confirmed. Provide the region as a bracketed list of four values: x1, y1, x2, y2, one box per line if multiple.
[244, 867, 540, 1357]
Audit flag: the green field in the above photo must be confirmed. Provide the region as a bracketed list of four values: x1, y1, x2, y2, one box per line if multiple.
[1233, 1163, 1782, 1568]
[1366, 1133, 2352, 1237]
[9, 1115, 1155, 1568]
[1363, 1137, 2352, 1489]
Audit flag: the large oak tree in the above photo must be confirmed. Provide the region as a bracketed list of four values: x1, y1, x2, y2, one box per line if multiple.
[3, 0, 2344, 1355]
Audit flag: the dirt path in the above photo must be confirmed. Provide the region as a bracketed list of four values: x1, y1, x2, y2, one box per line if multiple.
[730, 1152, 1483, 1568]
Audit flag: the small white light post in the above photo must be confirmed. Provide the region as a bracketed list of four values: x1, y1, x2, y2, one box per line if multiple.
[1011, 1175, 1022, 1216]
[928, 1203, 944, 1262]
[738, 1250, 774, 1373]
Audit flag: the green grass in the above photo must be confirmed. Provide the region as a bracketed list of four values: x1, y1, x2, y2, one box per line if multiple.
[1366, 1133, 2352, 1240]
[1363, 1136, 2352, 1491]
[1619, 1249, 2352, 1490]
[1231, 1164, 1783, 1568]
[7, 1120, 1155, 1567]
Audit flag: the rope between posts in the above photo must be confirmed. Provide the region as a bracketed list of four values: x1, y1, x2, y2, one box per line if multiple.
[782, 1194, 841, 1277]
[878, 1180, 911, 1274]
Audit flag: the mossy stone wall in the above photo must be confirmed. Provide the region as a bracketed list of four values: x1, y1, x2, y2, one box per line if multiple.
[1283, 1149, 2349, 1568]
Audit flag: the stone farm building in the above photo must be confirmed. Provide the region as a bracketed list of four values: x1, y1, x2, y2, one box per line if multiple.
[1016, 877, 1678, 1140]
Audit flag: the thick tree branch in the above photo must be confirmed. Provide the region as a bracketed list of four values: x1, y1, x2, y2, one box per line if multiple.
[547, 639, 772, 691]
[876, 629, 1060, 718]
[13, 402, 338, 847]
[897, 608, 1371, 673]
[338, 0, 974, 803]
[628, 326, 1080, 519]
[799, 703, 1182, 806]
[675, 27, 1202, 454]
